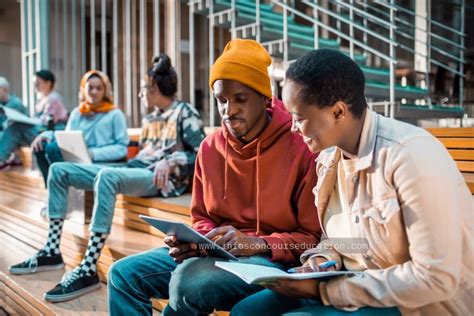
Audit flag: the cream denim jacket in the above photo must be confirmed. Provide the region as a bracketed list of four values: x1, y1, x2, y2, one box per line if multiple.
[301, 110, 473, 315]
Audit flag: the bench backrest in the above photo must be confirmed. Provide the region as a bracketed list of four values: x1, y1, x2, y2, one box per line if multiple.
[427, 128, 474, 194]
[427, 128, 474, 173]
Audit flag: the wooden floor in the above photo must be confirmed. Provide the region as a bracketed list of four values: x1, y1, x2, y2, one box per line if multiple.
[0, 232, 109, 315]
[0, 167, 180, 315]
[0, 166, 232, 315]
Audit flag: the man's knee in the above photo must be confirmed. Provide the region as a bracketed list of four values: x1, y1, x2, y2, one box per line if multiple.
[168, 257, 221, 310]
[108, 257, 133, 292]
[108, 248, 175, 298]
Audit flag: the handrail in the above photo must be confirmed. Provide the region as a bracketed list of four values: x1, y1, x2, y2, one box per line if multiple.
[430, 32, 465, 51]
[331, 0, 394, 29]
[324, 0, 465, 66]
[431, 59, 464, 78]
[354, 1, 466, 64]
[393, 2, 465, 37]
[357, 1, 464, 50]
[302, 0, 399, 47]
[431, 45, 465, 64]
[395, 27, 465, 64]
[373, 0, 466, 37]
[271, 0, 397, 63]
[396, 42, 464, 77]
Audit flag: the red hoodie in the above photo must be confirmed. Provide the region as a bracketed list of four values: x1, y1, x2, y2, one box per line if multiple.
[191, 98, 321, 265]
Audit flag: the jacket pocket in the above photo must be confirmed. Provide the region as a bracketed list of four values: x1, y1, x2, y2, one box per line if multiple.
[362, 197, 400, 224]
[359, 197, 406, 263]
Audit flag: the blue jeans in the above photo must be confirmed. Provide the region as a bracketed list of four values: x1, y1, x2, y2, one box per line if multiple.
[0, 122, 40, 161]
[35, 140, 63, 185]
[47, 162, 160, 233]
[108, 247, 287, 316]
[231, 289, 401, 315]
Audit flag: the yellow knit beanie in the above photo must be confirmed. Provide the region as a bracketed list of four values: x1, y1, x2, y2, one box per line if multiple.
[209, 39, 272, 98]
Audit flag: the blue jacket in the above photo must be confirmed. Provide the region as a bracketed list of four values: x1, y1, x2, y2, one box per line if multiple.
[64, 108, 129, 161]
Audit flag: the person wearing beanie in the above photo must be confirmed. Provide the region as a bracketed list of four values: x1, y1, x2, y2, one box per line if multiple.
[0, 70, 68, 170]
[10, 55, 205, 303]
[107, 39, 321, 315]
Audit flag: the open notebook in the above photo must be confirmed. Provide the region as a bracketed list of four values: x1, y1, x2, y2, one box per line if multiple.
[215, 262, 362, 285]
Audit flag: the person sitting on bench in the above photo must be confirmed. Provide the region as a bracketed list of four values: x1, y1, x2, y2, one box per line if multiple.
[31, 70, 129, 185]
[0, 70, 68, 171]
[107, 39, 321, 316]
[9, 54, 206, 303]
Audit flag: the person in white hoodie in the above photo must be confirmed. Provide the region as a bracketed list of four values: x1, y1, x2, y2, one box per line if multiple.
[231, 49, 473, 316]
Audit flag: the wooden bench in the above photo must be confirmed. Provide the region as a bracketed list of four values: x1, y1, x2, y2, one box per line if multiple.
[427, 127, 474, 194]
[3, 126, 470, 314]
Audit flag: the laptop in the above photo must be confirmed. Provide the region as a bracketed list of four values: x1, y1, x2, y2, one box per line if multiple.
[55, 130, 92, 164]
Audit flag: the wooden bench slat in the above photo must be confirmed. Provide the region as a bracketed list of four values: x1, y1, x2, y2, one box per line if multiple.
[427, 127, 474, 137]
[438, 138, 474, 149]
[448, 150, 474, 161]
[457, 161, 474, 173]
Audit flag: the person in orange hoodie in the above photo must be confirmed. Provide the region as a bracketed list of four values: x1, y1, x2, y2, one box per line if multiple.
[107, 39, 321, 316]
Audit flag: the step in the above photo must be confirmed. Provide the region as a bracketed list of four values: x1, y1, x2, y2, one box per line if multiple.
[0, 231, 109, 315]
[289, 42, 367, 64]
[0, 168, 229, 315]
[359, 65, 390, 83]
[397, 104, 465, 119]
[238, 11, 313, 35]
[216, 0, 339, 51]
[365, 81, 429, 99]
[217, 0, 285, 16]
[0, 189, 165, 314]
[262, 25, 340, 49]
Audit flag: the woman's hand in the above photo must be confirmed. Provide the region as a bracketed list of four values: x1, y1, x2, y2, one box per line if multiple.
[305, 256, 337, 272]
[31, 134, 49, 152]
[261, 256, 335, 299]
[263, 279, 320, 299]
[205, 226, 270, 257]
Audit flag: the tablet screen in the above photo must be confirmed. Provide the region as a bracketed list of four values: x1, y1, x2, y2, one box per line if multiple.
[139, 215, 238, 261]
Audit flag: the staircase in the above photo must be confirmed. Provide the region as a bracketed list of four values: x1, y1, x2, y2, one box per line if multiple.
[188, 0, 466, 123]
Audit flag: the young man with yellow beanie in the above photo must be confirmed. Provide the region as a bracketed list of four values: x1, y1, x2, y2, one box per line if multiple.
[107, 39, 321, 315]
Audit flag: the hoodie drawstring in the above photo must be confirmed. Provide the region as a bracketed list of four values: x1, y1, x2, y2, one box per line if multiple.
[222, 133, 262, 235]
[256, 141, 261, 235]
[223, 133, 229, 201]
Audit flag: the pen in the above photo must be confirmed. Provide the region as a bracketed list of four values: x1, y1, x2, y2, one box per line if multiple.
[287, 260, 337, 273]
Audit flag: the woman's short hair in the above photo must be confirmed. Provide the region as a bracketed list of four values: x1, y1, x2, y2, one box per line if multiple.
[285, 49, 367, 118]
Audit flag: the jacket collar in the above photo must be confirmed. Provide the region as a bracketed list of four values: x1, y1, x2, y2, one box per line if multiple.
[316, 110, 378, 172]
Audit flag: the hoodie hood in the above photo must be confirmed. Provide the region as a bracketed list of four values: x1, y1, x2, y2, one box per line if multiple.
[191, 98, 320, 264]
[215, 97, 292, 233]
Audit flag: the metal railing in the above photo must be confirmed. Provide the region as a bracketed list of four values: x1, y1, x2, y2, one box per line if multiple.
[187, 0, 466, 123]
